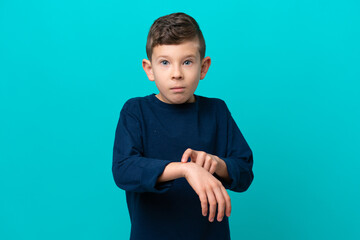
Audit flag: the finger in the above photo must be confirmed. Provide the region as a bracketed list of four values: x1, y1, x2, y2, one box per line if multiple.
[221, 187, 231, 217]
[181, 148, 193, 162]
[209, 157, 218, 174]
[206, 189, 217, 222]
[195, 151, 206, 167]
[198, 192, 208, 217]
[209, 162, 217, 174]
[203, 155, 212, 172]
[213, 186, 225, 222]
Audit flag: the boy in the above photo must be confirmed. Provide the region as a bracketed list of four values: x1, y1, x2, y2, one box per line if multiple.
[112, 12, 253, 240]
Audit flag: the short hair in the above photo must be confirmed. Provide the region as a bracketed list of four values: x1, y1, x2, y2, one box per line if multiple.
[146, 12, 206, 61]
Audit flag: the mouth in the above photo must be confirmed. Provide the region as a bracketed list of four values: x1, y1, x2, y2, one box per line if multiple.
[170, 87, 185, 92]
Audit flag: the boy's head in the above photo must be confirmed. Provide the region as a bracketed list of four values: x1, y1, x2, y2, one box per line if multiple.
[143, 13, 211, 105]
[146, 12, 206, 61]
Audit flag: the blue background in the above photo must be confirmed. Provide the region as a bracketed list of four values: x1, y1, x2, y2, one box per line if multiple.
[1, 0, 359, 239]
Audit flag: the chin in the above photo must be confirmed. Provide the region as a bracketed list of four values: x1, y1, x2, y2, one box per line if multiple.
[175, 96, 193, 104]
[161, 93, 193, 104]
[171, 100, 187, 104]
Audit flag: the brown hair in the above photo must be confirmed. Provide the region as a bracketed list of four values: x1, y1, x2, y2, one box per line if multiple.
[146, 12, 206, 61]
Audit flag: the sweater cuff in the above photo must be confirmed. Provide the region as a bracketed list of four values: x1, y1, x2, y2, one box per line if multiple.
[219, 157, 238, 190]
[141, 159, 173, 193]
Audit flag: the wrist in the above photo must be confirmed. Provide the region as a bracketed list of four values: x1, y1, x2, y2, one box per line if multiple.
[215, 157, 230, 181]
[182, 162, 196, 179]
[157, 162, 192, 183]
[216, 157, 226, 173]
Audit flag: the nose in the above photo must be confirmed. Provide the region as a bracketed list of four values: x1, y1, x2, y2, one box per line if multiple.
[171, 64, 183, 80]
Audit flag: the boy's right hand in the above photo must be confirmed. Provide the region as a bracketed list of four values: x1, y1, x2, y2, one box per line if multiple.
[183, 162, 231, 222]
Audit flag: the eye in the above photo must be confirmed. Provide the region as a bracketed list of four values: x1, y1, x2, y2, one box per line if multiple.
[184, 60, 192, 65]
[160, 60, 169, 65]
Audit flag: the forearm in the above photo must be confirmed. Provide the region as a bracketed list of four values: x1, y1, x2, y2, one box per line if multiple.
[112, 153, 172, 192]
[157, 162, 187, 183]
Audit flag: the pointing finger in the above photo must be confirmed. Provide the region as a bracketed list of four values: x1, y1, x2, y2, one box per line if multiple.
[181, 148, 193, 162]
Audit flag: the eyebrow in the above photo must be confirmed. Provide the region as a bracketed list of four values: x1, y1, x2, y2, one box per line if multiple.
[156, 54, 197, 59]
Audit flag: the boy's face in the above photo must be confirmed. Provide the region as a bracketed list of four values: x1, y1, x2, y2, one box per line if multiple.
[142, 39, 211, 104]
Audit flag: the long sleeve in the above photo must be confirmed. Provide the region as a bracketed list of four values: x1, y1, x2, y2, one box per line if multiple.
[220, 103, 254, 192]
[112, 108, 173, 193]
[111, 94, 250, 240]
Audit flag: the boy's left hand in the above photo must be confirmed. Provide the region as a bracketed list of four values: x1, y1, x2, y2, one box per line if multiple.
[181, 148, 230, 181]
[181, 148, 219, 174]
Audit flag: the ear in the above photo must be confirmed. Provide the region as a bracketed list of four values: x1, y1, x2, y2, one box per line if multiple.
[200, 56, 211, 80]
[142, 59, 155, 81]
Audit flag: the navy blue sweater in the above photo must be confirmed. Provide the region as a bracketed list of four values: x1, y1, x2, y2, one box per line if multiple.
[112, 93, 253, 240]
